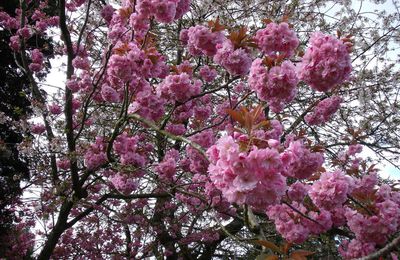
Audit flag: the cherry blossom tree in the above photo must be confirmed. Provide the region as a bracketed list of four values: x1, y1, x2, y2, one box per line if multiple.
[1, 0, 400, 259]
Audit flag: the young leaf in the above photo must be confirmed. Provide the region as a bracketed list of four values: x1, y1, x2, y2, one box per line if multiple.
[289, 249, 314, 260]
[254, 240, 282, 254]
[226, 109, 245, 126]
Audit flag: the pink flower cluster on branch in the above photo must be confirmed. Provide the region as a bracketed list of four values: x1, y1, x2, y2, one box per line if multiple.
[298, 32, 352, 92]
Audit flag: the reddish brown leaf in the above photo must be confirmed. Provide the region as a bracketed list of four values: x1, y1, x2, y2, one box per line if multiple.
[290, 250, 314, 260]
[226, 109, 245, 126]
[367, 164, 377, 173]
[254, 240, 282, 254]
[119, 7, 132, 19]
[244, 111, 253, 133]
[208, 17, 225, 32]
[262, 18, 273, 24]
[251, 104, 264, 121]
[281, 15, 289, 23]
[282, 242, 292, 254]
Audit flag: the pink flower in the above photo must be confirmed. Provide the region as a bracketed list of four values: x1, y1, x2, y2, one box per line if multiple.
[152, 1, 177, 23]
[110, 173, 138, 194]
[298, 32, 352, 92]
[101, 5, 114, 23]
[84, 137, 107, 170]
[347, 144, 363, 156]
[129, 81, 166, 121]
[339, 239, 376, 259]
[155, 149, 179, 180]
[10, 35, 20, 51]
[248, 59, 298, 112]
[165, 124, 186, 135]
[288, 181, 309, 202]
[213, 40, 252, 76]
[66, 77, 80, 92]
[281, 140, 324, 179]
[267, 203, 310, 243]
[254, 22, 299, 58]
[207, 135, 287, 210]
[309, 170, 354, 209]
[305, 96, 342, 125]
[157, 73, 202, 102]
[101, 85, 120, 103]
[72, 56, 90, 70]
[183, 25, 225, 56]
[48, 103, 63, 115]
[174, 0, 191, 19]
[57, 159, 70, 170]
[18, 27, 32, 39]
[31, 124, 46, 134]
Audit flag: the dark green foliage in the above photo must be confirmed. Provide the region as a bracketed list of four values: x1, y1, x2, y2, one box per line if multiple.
[0, 0, 54, 257]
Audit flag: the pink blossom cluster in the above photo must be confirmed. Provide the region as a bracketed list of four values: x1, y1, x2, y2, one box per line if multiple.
[338, 181, 400, 258]
[113, 133, 146, 167]
[84, 137, 107, 170]
[72, 56, 90, 71]
[155, 149, 179, 180]
[109, 173, 138, 194]
[281, 140, 324, 179]
[35, 12, 59, 31]
[165, 123, 186, 135]
[339, 239, 376, 259]
[193, 96, 213, 122]
[207, 135, 287, 210]
[48, 103, 63, 115]
[213, 40, 252, 76]
[136, 0, 190, 24]
[107, 43, 145, 84]
[157, 73, 202, 102]
[18, 27, 32, 39]
[29, 49, 44, 72]
[249, 59, 298, 112]
[57, 159, 70, 170]
[298, 32, 352, 92]
[267, 202, 332, 243]
[2, 221, 35, 259]
[180, 25, 225, 56]
[101, 5, 114, 24]
[287, 181, 310, 202]
[205, 181, 236, 219]
[9, 35, 21, 51]
[176, 60, 193, 76]
[309, 170, 355, 209]
[171, 101, 195, 122]
[186, 130, 215, 174]
[0, 11, 19, 30]
[101, 84, 121, 103]
[71, 98, 81, 114]
[175, 193, 203, 211]
[254, 22, 299, 58]
[107, 42, 168, 88]
[179, 230, 220, 245]
[31, 123, 46, 134]
[250, 120, 283, 142]
[305, 96, 342, 125]
[66, 0, 86, 11]
[129, 80, 166, 121]
[347, 144, 363, 156]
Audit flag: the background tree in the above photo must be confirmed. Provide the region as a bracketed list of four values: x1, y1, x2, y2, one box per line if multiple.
[0, 0, 54, 258]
